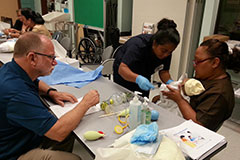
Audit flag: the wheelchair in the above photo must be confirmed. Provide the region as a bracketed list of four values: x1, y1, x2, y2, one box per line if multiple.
[77, 27, 104, 65]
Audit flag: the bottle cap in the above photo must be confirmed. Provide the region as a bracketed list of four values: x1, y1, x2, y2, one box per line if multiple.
[143, 97, 149, 106]
[132, 91, 142, 102]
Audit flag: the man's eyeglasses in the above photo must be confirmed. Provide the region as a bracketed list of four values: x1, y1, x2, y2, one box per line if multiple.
[192, 57, 214, 65]
[33, 52, 56, 61]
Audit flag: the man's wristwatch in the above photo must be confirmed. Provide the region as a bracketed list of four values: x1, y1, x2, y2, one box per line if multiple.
[47, 88, 57, 95]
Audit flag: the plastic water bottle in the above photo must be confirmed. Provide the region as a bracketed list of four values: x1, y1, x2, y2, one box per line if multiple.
[129, 91, 142, 130]
[110, 92, 127, 106]
[100, 92, 133, 112]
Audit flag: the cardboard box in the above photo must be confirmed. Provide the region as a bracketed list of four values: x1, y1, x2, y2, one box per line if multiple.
[203, 34, 230, 42]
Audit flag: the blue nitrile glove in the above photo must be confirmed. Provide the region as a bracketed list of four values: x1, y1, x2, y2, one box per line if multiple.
[136, 75, 155, 91]
[166, 79, 174, 84]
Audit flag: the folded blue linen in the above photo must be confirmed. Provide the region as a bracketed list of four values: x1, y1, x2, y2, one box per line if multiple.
[39, 60, 103, 88]
[130, 122, 159, 145]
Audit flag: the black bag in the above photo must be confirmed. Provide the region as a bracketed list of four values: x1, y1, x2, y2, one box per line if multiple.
[106, 27, 120, 50]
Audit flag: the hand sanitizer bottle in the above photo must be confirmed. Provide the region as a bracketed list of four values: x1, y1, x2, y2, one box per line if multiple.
[141, 97, 151, 124]
[129, 91, 142, 130]
[145, 107, 151, 124]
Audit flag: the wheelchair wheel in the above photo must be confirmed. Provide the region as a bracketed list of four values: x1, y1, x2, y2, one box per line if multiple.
[77, 37, 102, 64]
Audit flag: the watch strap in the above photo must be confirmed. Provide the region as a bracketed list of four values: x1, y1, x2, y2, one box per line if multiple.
[47, 88, 57, 95]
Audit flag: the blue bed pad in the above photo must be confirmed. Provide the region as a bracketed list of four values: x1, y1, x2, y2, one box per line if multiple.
[39, 60, 103, 88]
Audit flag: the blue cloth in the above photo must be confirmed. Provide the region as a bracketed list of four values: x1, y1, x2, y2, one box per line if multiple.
[166, 79, 174, 84]
[0, 59, 57, 160]
[130, 122, 159, 145]
[39, 60, 103, 88]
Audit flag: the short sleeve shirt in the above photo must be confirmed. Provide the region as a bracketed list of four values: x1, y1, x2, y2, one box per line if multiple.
[113, 34, 171, 96]
[31, 24, 52, 39]
[190, 75, 234, 131]
[0, 59, 57, 160]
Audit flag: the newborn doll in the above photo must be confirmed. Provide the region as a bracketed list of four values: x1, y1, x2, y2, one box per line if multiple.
[152, 74, 205, 117]
[183, 78, 205, 96]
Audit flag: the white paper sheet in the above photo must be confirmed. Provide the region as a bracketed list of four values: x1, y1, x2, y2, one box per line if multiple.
[50, 97, 101, 118]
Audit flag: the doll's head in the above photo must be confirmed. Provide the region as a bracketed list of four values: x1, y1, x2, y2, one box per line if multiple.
[183, 78, 205, 96]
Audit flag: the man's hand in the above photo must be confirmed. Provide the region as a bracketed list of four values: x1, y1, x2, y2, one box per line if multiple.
[49, 91, 78, 107]
[81, 90, 100, 109]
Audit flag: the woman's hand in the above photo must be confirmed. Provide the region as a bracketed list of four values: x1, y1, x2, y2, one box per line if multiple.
[162, 85, 183, 102]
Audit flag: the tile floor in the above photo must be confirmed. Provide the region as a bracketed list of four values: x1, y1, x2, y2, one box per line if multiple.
[212, 121, 240, 160]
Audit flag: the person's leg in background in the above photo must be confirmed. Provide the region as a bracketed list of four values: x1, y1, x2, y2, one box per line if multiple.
[18, 133, 81, 160]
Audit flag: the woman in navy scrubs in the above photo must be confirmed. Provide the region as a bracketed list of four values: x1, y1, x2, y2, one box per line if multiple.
[113, 18, 180, 97]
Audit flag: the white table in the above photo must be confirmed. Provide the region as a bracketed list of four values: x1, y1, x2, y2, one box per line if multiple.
[47, 77, 226, 160]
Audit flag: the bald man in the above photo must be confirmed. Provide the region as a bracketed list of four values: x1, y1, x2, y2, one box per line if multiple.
[0, 32, 99, 160]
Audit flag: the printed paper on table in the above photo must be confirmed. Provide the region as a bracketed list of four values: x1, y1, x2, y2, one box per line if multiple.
[160, 120, 225, 160]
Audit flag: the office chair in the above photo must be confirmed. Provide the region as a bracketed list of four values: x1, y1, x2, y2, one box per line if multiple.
[101, 45, 114, 79]
[111, 44, 122, 58]
[101, 58, 115, 80]
[100, 45, 124, 80]
[101, 45, 114, 61]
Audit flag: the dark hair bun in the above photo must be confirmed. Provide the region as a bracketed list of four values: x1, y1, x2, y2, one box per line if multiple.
[34, 12, 45, 24]
[157, 18, 177, 30]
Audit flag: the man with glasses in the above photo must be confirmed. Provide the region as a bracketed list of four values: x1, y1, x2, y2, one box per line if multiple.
[0, 32, 99, 160]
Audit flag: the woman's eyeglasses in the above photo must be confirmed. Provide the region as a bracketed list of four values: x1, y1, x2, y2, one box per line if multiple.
[192, 57, 214, 65]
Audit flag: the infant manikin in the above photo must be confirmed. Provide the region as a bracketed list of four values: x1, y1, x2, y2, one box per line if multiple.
[183, 78, 205, 96]
[156, 74, 205, 117]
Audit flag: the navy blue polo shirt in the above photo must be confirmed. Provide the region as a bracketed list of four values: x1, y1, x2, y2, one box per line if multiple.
[0, 59, 57, 160]
[113, 34, 171, 96]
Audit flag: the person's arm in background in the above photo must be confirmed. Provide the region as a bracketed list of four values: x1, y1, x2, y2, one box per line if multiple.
[9, 32, 21, 38]
[159, 70, 173, 84]
[38, 80, 77, 106]
[3, 28, 21, 38]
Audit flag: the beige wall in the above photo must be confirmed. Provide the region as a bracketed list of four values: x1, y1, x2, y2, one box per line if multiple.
[0, 0, 19, 25]
[132, 0, 188, 80]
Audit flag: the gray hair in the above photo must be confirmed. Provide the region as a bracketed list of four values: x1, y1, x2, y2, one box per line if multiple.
[14, 32, 45, 58]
